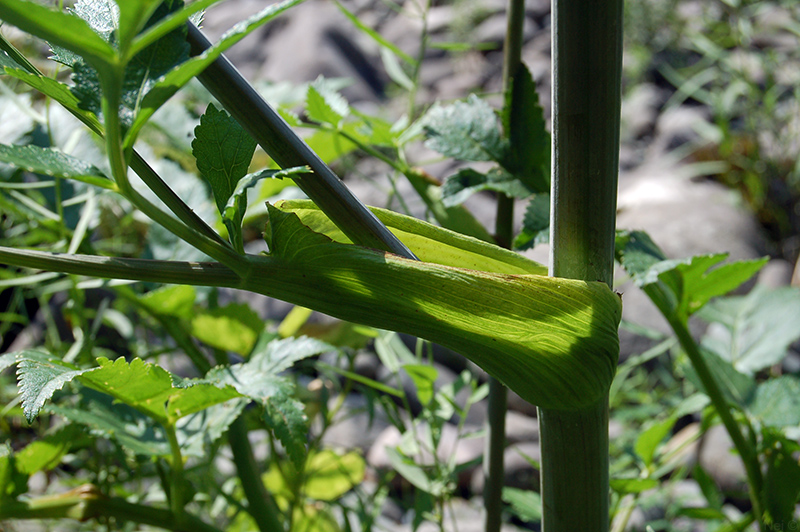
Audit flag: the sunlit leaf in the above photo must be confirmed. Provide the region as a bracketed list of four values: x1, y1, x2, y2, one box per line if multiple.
[303, 450, 365, 501]
[423, 94, 508, 162]
[0, 144, 113, 190]
[190, 303, 263, 356]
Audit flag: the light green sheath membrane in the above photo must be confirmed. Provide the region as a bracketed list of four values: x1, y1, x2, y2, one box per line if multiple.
[250, 202, 621, 410]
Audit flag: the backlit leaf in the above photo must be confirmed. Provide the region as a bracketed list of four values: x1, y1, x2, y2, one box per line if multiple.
[190, 303, 263, 355]
[303, 450, 366, 501]
[502, 488, 542, 523]
[306, 83, 349, 128]
[0, 445, 27, 500]
[635, 416, 677, 467]
[15, 424, 85, 474]
[610, 478, 659, 494]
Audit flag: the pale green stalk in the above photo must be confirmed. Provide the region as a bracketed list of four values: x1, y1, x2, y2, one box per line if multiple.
[541, 0, 623, 530]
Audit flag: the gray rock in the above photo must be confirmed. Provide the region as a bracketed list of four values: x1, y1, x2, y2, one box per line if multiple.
[697, 424, 748, 496]
[320, 393, 393, 451]
[620, 83, 663, 142]
[471, 441, 540, 494]
[757, 259, 795, 288]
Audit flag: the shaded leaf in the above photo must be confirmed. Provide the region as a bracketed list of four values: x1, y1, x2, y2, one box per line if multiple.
[15, 424, 86, 474]
[0, 144, 113, 189]
[682, 349, 756, 407]
[264, 392, 309, 469]
[513, 194, 550, 251]
[699, 285, 800, 373]
[748, 376, 800, 428]
[763, 431, 800, 527]
[614, 229, 667, 281]
[502, 488, 542, 523]
[501, 62, 549, 192]
[635, 416, 677, 468]
[423, 94, 508, 162]
[441, 167, 532, 207]
[0, 444, 27, 500]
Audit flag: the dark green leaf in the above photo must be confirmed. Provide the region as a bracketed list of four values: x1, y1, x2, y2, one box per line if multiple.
[0, 144, 113, 189]
[71, 1, 190, 130]
[15, 424, 85, 474]
[614, 230, 667, 282]
[441, 167, 532, 207]
[116, 0, 164, 53]
[610, 478, 659, 494]
[500, 62, 549, 192]
[0, 0, 116, 67]
[682, 349, 756, 407]
[192, 103, 257, 215]
[763, 430, 800, 527]
[513, 194, 550, 251]
[49, 395, 171, 457]
[264, 392, 309, 469]
[306, 83, 349, 127]
[693, 465, 723, 510]
[16, 350, 87, 423]
[699, 285, 800, 373]
[748, 376, 800, 428]
[635, 416, 677, 468]
[502, 487, 542, 523]
[128, 0, 303, 146]
[675, 506, 729, 520]
[423, 94, 508, 162]
[190, 302, 264, 355]
[0, 444, 27, 500]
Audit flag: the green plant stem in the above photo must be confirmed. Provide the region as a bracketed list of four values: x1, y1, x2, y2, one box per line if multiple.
[185, 23, 416, 260]
[0, 484, 222, 532]
[165, 425, 187, 521]
[98, 73, 250, 277]
[543, 0, 623, 530]
[228, 416, 285, 532]
[655, 299, 764, 527]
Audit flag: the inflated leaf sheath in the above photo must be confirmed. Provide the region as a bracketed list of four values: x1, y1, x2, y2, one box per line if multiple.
[246, 204, 621, 410]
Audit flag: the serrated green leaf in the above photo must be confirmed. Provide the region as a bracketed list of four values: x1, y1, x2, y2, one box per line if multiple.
[176, 399, 248, 457]
[130, 0, 223, 58]
[610, 478, 659, 494]
[261, 203, 621, 410]
[276, 199, 545, 275]
[441, 167, 533, 207]
[192, 103, 257, 215]
[0, 444, 28, 500]
[303, 450, 365, 501]
[614, 230, 668, 281]
[15, 424, 85, 474]
[0, 0, 117, 68]
[127, 0, 303, 146]
[0, 144, 113, 190]
[190, 302, 263, 355]
[403, 364, 438, 407]
[16, 350, 88, 423]
[501, 62, 549, 192]
[306, 83, 349, 127]
[78, 357, 241, 424]
[502, 488, 542, 523]
[635, 416, 677, 467]
[513, 194, 550, 251]
[699, 285, 800, 373]
[71, 1, 190, 130]
[748, 376, 800, 428]
[423, 94, 508, 162]
[264, 392, 308, 469]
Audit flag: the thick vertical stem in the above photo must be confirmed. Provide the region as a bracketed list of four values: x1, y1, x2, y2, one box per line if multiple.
[542, 0, 623, 531]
